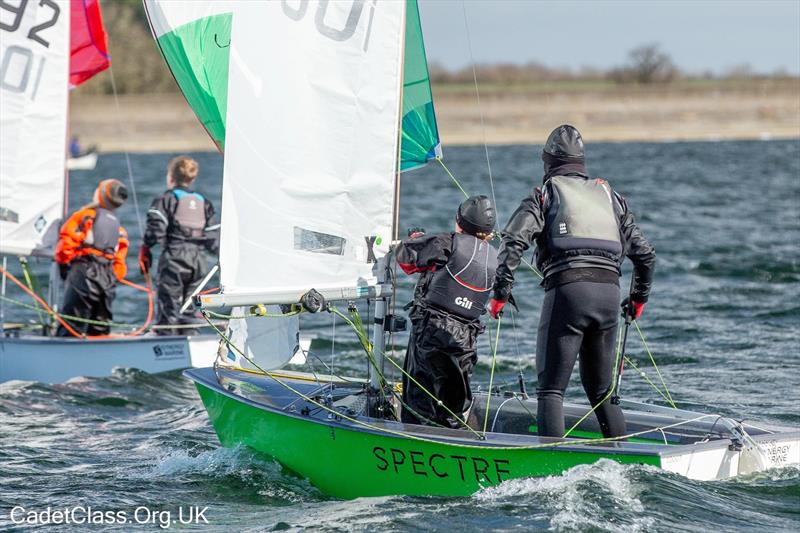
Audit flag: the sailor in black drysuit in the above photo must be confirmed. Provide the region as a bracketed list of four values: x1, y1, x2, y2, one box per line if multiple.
[489, 125, 656, 438]
[139, 156, 219, 335]
[396, 195, 498, 428]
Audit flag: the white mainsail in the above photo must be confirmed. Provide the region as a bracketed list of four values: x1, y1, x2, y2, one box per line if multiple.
[0, 0, 69, 256]
[214, 0, 406, 307]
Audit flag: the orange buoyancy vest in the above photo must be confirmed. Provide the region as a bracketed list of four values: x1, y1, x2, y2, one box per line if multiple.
[54, 207, 129, 280]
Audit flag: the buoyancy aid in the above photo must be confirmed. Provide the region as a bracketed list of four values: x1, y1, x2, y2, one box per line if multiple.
[170, 189, 207, 241]
[536, 175, 623, 277]
[424, 233, 499, 320]
[54, 207, 129, 280]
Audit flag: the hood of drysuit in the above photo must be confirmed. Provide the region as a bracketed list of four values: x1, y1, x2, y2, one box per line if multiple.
[542, 124, 587, 182]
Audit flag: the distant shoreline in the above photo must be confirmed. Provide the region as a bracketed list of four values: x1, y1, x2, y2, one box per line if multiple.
[70, 81, 800, 153]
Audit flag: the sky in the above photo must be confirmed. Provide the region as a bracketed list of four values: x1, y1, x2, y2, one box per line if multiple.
[417, 0, 800, 75]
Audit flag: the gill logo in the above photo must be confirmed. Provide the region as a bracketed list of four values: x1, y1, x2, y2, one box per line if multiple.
[455, 297, 473, 310]
[281, 0, 376, 51]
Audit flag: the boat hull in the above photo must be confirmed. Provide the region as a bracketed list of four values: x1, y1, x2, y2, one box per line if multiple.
[0, 334, 219, 383]
[186, 367, 800, 498]
[66, 151, 98, 171]
[193, 374, 658, 498]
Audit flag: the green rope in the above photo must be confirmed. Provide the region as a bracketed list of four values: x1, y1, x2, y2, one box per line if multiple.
[19, 258, 46, 323]
[201, 309, 719, 450]
[563, 322, 624, 438]
[436, 157, 469, 199]
[329, 306, 387, 389]
[623, 355, 674, 406]
[633, 320, 676, 408]
[436, 156, 543, 283]
[482, 316, 502, 435]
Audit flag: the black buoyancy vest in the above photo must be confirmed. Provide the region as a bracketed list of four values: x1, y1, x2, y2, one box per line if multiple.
[171, 189, 207, 241]
[537, 175, 623, 276]
[83, 208, 120, 255]
[424, 233, 499, 320]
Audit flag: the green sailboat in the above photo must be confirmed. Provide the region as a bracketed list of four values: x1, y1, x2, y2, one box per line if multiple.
[144, 0, 800, 498]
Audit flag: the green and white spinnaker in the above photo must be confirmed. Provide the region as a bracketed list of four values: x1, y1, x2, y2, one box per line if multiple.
[144, 0, 440, 169]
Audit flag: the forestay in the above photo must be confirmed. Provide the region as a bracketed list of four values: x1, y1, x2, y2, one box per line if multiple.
[0, 0, 69, 256]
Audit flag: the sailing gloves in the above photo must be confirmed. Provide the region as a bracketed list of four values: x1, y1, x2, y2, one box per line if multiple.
[488, 298, 506, 319]
[138, 245, 152, 275]
[621, 296, 645, 322]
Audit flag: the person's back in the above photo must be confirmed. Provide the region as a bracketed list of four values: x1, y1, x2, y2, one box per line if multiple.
[396, 195, 498, 428]
[139, 156, 218, 335]
[54, 179, 129, 336]
[491, 124, 656, 438]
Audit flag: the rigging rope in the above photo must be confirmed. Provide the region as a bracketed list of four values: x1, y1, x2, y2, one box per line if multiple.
[460, 0, 497, 221]
[563, 322, 625, 438]
[202, 308, 718, 449]
[634, 320, 676, 408]
[0, 261, 153, 339]
[107, 63, 145, 239]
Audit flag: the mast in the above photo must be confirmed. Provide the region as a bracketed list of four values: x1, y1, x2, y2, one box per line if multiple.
[368, 0, 409, 400]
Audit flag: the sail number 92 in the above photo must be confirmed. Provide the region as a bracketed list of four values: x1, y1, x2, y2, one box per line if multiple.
[0, 0, 61, 48]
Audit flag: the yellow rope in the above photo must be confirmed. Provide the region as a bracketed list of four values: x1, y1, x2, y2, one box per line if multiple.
[201, 310, 717, 451]
[436, 157, 469, 199]
[563, 322, 624, 438]
[634, 320, 677, 408]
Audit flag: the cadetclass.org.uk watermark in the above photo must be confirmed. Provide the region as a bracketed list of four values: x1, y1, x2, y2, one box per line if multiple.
[5, 505, 209, 529]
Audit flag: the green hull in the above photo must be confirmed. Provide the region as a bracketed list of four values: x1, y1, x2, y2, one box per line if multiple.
[190, 368, 662, 498]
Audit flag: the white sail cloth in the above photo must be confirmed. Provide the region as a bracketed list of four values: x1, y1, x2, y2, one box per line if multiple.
[218, 1, 406, 304]
[219, 306, 301, 371]
[0, 0, 69, 256]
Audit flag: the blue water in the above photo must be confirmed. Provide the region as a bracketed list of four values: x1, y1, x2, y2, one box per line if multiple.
[1, 140, 799, 531]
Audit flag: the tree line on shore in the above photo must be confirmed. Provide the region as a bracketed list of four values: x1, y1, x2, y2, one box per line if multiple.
[79, 0, 796, 96]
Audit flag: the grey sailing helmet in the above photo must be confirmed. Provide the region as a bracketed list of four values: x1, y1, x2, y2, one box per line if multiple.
[542, 124, 585, 161]
[457, 195, 496, 235]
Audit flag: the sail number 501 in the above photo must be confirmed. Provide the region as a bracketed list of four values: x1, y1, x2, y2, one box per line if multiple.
[281, 0, 376, 51]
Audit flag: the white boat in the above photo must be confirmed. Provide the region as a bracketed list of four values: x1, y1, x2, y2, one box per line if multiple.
[66, 150, 98, 171]
[0, 0, 225, 384]
[0, 334, 219, 383]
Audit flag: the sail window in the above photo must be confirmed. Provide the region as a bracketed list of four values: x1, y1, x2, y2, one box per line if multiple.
[294, 227, 346, 256]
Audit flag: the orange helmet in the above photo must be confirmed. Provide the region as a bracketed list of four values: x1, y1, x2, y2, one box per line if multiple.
[93, 179, 128, 209]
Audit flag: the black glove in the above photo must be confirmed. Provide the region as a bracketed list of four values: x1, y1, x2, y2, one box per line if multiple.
[58, 263, 69, 281]
[621, 296, 645, 322]
[407, 227, 425, 238]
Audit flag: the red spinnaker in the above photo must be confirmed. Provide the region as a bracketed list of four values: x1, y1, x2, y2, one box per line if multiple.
[70, 0, 110, 87]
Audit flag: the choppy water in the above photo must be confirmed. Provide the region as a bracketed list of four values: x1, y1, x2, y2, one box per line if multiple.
[1, 140, 799, 531]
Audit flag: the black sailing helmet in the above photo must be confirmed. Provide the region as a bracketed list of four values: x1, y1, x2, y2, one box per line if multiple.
[542, 124, 585, 162]
[457, 195, 496, 235]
